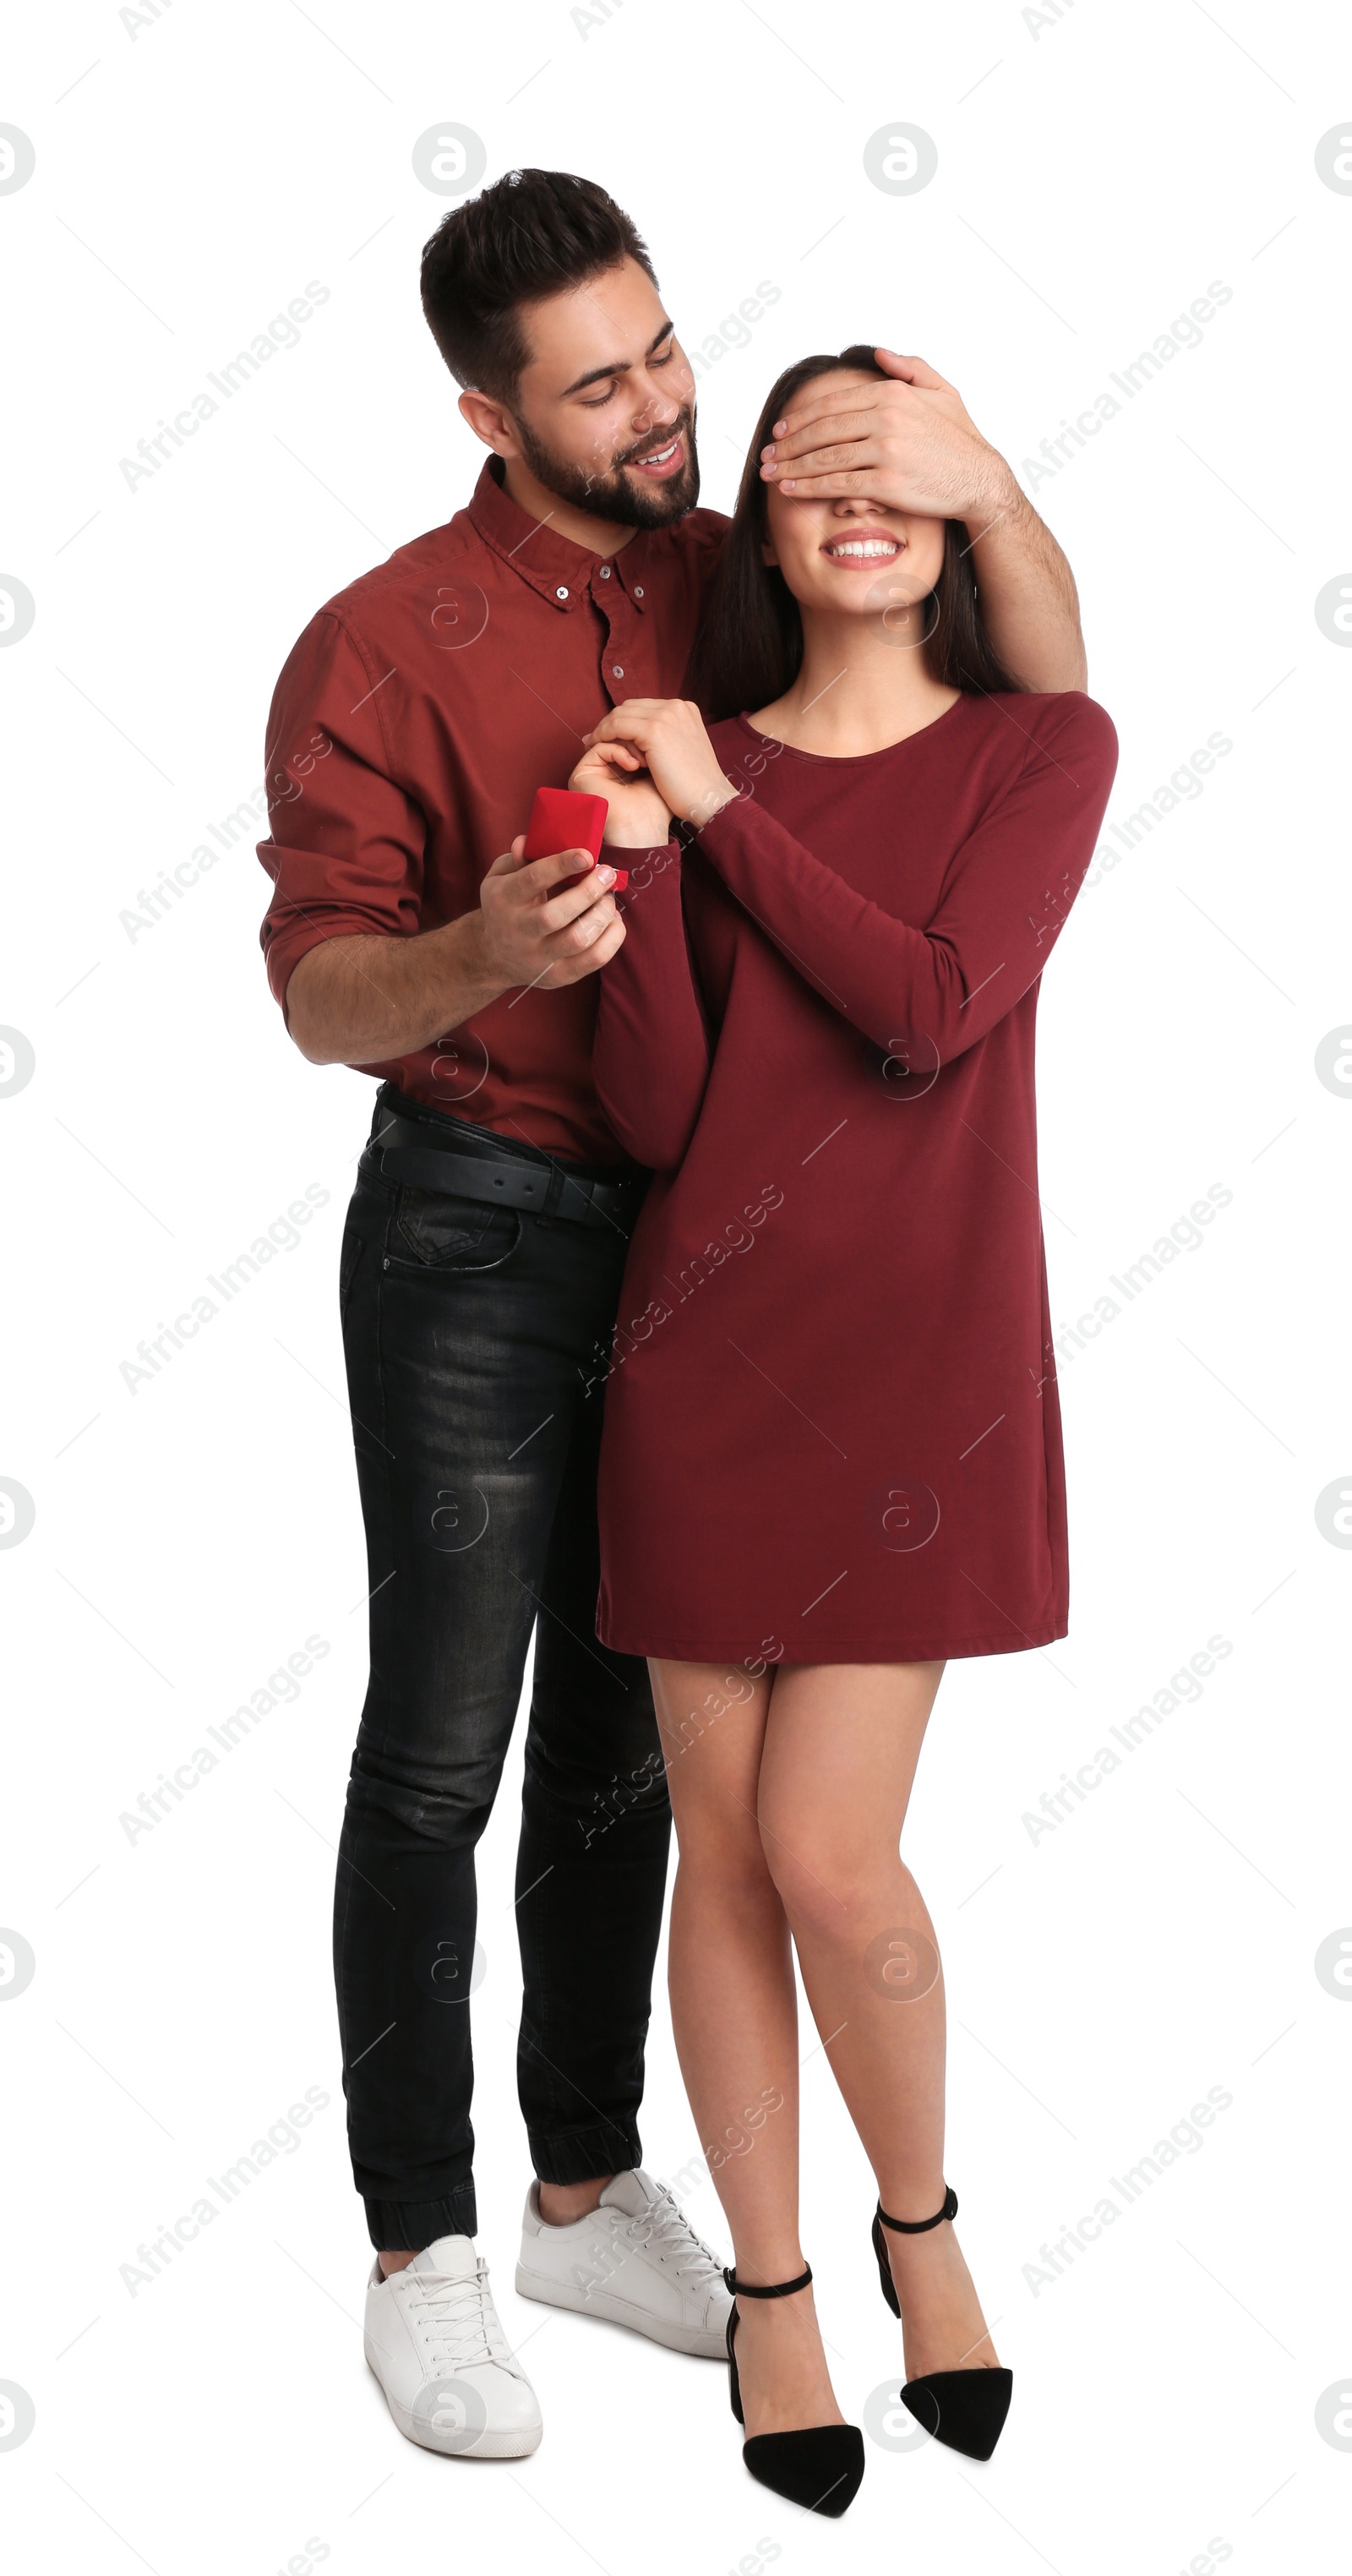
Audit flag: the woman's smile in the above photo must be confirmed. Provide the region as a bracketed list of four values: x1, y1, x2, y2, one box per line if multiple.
[820, 532, 902, 565]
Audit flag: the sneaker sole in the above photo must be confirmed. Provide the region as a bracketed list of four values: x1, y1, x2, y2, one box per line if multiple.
[364, 2347, 542, 2459]
[514, 2264, 728, 2359]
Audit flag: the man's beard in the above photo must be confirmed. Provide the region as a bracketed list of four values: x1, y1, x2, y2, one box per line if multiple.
[512, 402, 701, 528]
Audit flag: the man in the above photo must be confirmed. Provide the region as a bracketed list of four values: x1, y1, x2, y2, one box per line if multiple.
[258, 166, 1087, 2461]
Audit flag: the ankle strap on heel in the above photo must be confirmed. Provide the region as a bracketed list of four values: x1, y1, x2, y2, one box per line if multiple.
[722, 2262, 813, 2298]
[875, 2183, 957, 2235]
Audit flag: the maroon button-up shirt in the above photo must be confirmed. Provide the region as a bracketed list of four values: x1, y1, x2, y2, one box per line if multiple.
[258, 457, 726, 1163]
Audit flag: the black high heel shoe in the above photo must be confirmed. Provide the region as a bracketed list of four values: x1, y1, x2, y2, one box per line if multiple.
[872, 2185, 1013, 2461]
[723, 2262, 864, 2516]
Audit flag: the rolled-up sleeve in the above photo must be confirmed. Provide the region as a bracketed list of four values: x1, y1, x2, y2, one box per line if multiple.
[257, 611, 427, 1019]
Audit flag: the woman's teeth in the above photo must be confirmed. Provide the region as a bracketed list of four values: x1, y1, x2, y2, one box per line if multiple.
[826, 538, 900, 558]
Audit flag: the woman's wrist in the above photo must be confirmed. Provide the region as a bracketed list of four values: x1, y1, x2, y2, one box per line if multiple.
[684, 778, 738, 831]
[602, 804, 670, 848]
[603, 821, 672, 849]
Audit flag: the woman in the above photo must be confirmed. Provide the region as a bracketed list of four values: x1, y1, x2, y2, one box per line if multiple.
[567, 346, 1117, 2516]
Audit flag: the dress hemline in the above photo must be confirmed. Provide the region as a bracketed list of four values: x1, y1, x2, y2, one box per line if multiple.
[595, 1618, 1069, 1666]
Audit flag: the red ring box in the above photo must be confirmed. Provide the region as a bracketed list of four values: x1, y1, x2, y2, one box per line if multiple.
[523, 786, 628, 892]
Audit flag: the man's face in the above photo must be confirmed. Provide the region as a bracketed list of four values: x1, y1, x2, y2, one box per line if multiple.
[503, 256, 701, 527]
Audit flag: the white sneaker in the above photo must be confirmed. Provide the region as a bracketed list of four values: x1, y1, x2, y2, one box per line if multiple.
[363, 2235, 542, 2458]
[515, 2168, 732, 2359]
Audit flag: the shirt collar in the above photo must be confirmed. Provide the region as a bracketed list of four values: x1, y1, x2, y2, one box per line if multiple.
[466, 457, 653, 612]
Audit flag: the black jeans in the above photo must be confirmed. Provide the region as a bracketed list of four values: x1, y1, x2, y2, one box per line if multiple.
[335, 1088, 671, 2251]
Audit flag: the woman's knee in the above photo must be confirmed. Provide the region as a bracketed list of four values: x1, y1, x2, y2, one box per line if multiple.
[673, 1808, 778, 1909]
[757, 1805, 892, 1936]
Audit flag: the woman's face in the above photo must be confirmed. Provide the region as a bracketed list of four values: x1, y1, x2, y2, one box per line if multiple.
[760, 370, 947, 625]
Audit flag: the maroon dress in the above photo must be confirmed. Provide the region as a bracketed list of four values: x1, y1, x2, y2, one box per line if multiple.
[591, 690, 1118, 1667]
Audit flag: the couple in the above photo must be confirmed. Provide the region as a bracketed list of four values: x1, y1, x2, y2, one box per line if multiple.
[258, 167, 1115, 2515]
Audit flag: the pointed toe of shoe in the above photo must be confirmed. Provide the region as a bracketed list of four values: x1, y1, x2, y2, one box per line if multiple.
[901, 2367, 1012, 2461]
[742, 2424, 865, 2516]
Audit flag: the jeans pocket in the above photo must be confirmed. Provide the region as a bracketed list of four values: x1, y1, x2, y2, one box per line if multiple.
[391, 1185, 522, 1275]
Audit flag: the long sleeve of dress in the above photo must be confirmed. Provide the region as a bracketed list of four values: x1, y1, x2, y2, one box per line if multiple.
[693, 696, 1117, 1073]
[591, 843, 713, 1169]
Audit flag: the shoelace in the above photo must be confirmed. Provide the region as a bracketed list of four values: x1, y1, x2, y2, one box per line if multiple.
[624, 2185, 724, 2284]
[398, 2261, 509, 2373]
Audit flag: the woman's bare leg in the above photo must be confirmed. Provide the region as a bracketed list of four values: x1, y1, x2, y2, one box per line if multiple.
[755, 1661, 999, 2378]
[649, 1656, 843, 2436]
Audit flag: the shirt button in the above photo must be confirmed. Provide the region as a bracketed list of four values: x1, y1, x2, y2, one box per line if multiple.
[612, 665, 624, 679]
[633, 586, 644, 599]
[598, 564, 611, 578]
[555, 586, 569, 600]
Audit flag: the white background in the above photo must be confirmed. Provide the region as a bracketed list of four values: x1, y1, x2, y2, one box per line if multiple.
[2, 3, 1349, 2572]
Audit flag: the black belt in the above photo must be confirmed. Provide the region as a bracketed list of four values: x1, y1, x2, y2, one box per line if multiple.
[371, 1111, 645, 1232]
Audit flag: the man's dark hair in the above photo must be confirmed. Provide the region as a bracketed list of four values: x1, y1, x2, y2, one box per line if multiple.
[420, 169, 657, 406]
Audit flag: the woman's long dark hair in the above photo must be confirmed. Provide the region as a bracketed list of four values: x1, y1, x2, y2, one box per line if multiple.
[686, 346, 1022, 722]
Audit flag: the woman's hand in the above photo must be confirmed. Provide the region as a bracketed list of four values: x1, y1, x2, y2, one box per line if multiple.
[581, 700, 738, 831]
[569, 740, 672, 848]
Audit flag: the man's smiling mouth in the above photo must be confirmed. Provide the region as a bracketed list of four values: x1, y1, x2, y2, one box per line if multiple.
[629, 432, 684, 475]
